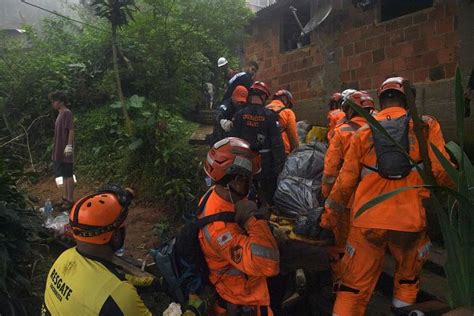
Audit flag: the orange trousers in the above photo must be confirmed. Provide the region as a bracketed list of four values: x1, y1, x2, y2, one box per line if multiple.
[213, 303, 273, 316]
[328, 209, 350, 281]
[333, 227, 431, 316]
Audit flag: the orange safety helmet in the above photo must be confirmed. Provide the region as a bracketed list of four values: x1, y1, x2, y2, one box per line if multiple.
[232, 85, 249, 103]
[204, 137, 261, 184]
[378, 76, 416, 105]
[273, 89, 294, 108]
[249, 81, 271, 99]
[69, 185, 134, 244]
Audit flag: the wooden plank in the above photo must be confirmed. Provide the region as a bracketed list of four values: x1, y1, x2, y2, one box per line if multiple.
[111, 256, 155, 279]
[189, 124, 213, 145]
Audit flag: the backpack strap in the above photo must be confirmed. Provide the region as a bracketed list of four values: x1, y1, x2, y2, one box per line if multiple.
[196, 212, 235, 228]
[197, 188, 214, 216]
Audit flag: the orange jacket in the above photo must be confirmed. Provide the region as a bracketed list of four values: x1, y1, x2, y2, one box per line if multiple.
[327, 109, 346, 142]
[322, 116, 367, 199]
[326, 107, 452, 232]
[266, 100, 299, 154]
[198, 190, 279, 306]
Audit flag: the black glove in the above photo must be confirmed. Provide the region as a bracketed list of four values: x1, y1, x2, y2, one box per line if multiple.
[234, 200, 260, 228]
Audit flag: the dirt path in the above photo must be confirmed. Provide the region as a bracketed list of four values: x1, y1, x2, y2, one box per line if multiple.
[27, 178, 164, 260]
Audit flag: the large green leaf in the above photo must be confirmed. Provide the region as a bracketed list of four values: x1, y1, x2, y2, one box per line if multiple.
[445, 141, 474, 187]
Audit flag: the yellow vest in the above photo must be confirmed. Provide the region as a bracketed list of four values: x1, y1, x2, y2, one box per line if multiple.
[42, 247, 151, 316]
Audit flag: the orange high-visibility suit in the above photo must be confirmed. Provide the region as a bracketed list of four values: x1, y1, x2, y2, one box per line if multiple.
[198, 190, 279, 315]
[327, 109, 346, 142]
[266, 100, 299, 154]
[321, 116, 367, 279]
[326, 107, 452, 315]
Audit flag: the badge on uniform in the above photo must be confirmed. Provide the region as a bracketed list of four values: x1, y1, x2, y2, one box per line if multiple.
[220, 104, 227, 110]
[217, 231, 233, 246]
[230, 245, 243, 264]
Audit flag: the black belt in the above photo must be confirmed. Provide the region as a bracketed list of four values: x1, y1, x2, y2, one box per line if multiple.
[217, 294, 269, 316]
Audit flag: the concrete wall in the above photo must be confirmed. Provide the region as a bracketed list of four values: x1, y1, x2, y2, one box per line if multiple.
[243, 0, 473, 146]
[0, 0, 80, 30]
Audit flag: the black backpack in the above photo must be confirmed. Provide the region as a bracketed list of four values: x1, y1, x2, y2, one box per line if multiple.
[367, 114, 419, 179]
[152, 189, 235, 304]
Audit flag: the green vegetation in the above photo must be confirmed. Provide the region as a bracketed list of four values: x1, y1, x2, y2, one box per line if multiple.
[0, 157, 47, 315]
[351, 67, 474, 308]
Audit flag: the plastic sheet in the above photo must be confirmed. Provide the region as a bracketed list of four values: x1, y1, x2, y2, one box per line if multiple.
[44, 212, 69, 235]
[274, 142, 327, 220]
[296, 120, 311, 143]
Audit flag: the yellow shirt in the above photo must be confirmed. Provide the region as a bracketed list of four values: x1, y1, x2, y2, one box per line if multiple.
[42, 247, 152, 316]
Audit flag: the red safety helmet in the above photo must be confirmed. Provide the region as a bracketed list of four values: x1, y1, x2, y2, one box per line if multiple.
[328, 92, 342, 109]
[273, 89, 294, 107]
[377, 76, 407, 97]
[69, 185, 134, 245]
[347, 91, 375, 109]
[204, 137, 261, 184]
[249, 81, 271, 99]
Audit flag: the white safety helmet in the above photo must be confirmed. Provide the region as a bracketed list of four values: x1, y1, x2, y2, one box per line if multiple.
[217, 57, 228, 68]
[341, 89, 357, 103]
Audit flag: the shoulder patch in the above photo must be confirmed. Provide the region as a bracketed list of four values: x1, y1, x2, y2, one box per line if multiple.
[230, 245, 243, 264]
[216, 231, 233, 247]
[219, 104, 227, 111]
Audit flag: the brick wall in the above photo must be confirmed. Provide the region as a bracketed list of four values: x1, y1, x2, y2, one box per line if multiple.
[242, 0, 469, 140]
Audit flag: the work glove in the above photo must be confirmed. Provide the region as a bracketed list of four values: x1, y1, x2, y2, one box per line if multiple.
[234, 200, 260, 228]
[64, 144, 73, 157]
[220, 119, 233, 132]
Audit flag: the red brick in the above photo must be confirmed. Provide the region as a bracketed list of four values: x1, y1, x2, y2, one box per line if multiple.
[354, 40, 366, 54]
[392, 57, 407, 72]
[427, 36, 444, 51]
[340, 57, 349, 71]
[405, 55, 424, 70]
[373, 48, 385, 63]
[360, 51, 372, 65]
[359, 78, 372, 90]
[445, 63, 456, 78]
[341, 70, 351, 82]
[343, 43, 355, 57]
[314, 53, 324, 65]
[413, 12, 428, 24]
[376, 60, 394, 77]
[429, 5, 446, 20]
[355, 67, 369, 79]
[418, 20, 436, 37]
[365, 38, 377, 51]
[443, 32, 459, 49]
[404, 25, 419, 41]
[423, 51, 439, 67]
[436, 17, 454, 34]
[398, 15, 413, 28]
[414, 68, 429, 82]
[395, 70, 415, 83]
[386, 44, 401, 59]
[385, 20, 400, 32]
[399, 42, 414, 57]
[351, 69, 357, 81]
[348, 55, 362, 69]
[413, 38, 428, 52]
[446, 2, 457, 17]
[390, 31, 405, 45]
[437, 48, 455, 64]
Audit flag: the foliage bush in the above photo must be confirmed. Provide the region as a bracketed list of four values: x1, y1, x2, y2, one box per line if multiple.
[76, 96, 203, 209]
[0, 158, 47, 315]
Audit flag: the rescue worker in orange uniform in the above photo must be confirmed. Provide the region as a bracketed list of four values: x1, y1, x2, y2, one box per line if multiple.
[325, 77, 453, 315]
[199, 137, 280, 315]
[320, 91, 376, 280]
[266, 89, 299, 154]
[326, 92, 346, 142]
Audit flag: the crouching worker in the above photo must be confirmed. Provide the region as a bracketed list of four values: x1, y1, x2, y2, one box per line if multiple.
[201, 137, 280, 315]
[42, 185, 153, 316]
